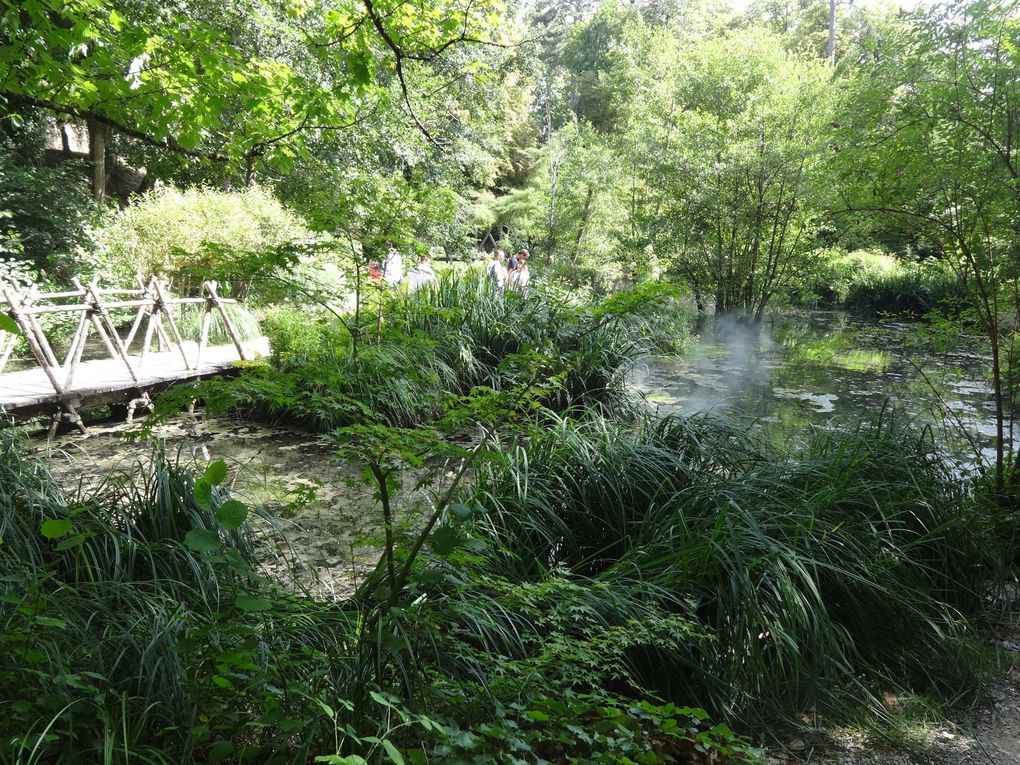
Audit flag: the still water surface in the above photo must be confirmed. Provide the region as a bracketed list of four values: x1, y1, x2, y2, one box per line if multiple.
[630, 311, 1004, 467]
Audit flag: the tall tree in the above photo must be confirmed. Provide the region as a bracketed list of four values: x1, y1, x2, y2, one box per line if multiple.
[836, 0, 1020, 489]
[0, 0, 508, 180]
[629, 31, 832, 322]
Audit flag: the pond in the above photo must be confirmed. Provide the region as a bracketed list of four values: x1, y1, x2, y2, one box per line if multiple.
[25, 310, 1005, 594]
[630, 311, 1005, 470]
[33, 416, 398, 599]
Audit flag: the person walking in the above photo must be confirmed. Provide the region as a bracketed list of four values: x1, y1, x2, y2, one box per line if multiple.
[509, 251, 531, 294]
[382, 242, 403, 289]
[368, 261, 382, 284]
[486, 249, 508, 294]
[407, 254, 439, 294]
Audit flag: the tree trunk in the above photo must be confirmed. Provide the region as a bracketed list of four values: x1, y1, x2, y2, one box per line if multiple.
[572, 186, 595, 259]
[828, 0, 836, 66]
[88, 121, 107, 202]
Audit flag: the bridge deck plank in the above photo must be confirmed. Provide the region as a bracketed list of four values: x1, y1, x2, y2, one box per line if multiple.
[1, 338, 269, 412]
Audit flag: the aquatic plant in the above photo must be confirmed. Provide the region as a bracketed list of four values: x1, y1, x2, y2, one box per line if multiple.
[164, 273, 689, 431]
[450, 412, 1011, 721]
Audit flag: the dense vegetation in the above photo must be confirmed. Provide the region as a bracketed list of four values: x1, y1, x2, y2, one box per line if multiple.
[2, 0, 1020, 761]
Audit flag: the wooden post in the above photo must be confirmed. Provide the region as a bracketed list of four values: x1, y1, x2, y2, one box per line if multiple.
[83, 279, 140, 384]
[0, 286, 21, 374]
[22, 287, 61, 370]
[137, 309, 158, 372]
[61, 309, 91, 390]
[123, 276, 154, 352]
[196, 299, 213, 368]
[205, 281, 247, 361]
[1, 285, 67, 398]
[0, 330, 14, 375]
[151, 278, 194, 370]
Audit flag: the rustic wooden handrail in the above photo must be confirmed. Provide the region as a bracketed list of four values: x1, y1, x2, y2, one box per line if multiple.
[1, 276, 251, 434]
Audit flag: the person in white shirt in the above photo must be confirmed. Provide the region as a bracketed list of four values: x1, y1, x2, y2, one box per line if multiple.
[509, 251, 531, 294]
[486, 249, 507, 293]
[407, 255, 439, 294]
[382, 242, 403, 288]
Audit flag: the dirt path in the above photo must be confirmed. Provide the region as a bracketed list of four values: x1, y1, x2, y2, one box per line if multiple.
[769, 642, 1020, 765]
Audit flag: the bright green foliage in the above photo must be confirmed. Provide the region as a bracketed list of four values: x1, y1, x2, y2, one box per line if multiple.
[835, 0, 1020, 487]
[0, 426, 761, 763]
[92, 184, 309, 290]
[166, 273, 690, 432]
[0, 0, 507, 175]
[625, 31, 831, 320]
[785, 248, 965, 315]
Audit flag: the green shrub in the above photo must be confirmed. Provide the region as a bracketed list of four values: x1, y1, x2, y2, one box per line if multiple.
[90, 184, 310, 293]
[787, 248, 965, 315]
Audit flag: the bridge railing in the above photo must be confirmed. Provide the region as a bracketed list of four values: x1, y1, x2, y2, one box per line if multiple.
[0, 276, 249, 411]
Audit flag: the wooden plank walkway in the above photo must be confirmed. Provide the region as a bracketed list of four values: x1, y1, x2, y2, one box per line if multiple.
[1, 276, 268, 431]
[0, 337, 270, 417]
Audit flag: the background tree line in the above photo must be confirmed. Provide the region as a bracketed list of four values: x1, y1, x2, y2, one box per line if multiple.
[1, 0, 1017, 332]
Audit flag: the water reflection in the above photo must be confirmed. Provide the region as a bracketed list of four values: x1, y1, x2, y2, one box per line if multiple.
[630, 311, 1004, 466]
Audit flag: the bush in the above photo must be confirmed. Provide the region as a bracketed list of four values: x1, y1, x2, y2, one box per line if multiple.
[90, 184, 310, 294]
[788, 249, 965, 315]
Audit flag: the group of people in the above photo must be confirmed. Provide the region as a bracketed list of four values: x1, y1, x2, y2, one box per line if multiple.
[368, 243, 438, 294]
[486, 249, 531, 294]
[366, 243, 533, 296]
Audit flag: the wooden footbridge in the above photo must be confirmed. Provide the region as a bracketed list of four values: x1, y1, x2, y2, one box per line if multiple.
[0, 277, 269, 434]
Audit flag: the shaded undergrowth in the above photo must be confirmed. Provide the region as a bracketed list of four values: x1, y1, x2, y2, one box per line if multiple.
[3, 395, 1015, 760]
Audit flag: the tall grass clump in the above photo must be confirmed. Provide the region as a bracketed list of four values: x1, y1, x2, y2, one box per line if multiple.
[0, 426, 759, 763]
[0, 429, 367, 763]
[179, 273, 688, 431]
[452, 412, 1009, 721]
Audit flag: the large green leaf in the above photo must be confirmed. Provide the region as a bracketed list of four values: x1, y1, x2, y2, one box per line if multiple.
[0, 314, 17, 334]
[428, 526, 460, 556]
[235, 593, 272, 612]
[215, 500, 249, 530]
[184, 528, 220, 553]
[193, 479, 213, 510]
[40, 519, 72, 539]
[203, 460, 229, 486]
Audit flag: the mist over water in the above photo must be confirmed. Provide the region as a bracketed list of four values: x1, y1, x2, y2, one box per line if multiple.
[631, 311, 1006, 466]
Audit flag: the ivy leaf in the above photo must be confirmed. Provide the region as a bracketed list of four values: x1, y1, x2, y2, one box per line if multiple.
[193, 479, 213, 510]
[184, 528, 220, 553]
[216, 500, 249, 530]
[0, 314, 18, 334]
[203, 460, 229, 486]
[40, 519, 72, 539]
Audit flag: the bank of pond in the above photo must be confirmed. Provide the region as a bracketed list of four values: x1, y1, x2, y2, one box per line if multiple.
[1, 275, 1016, 764]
